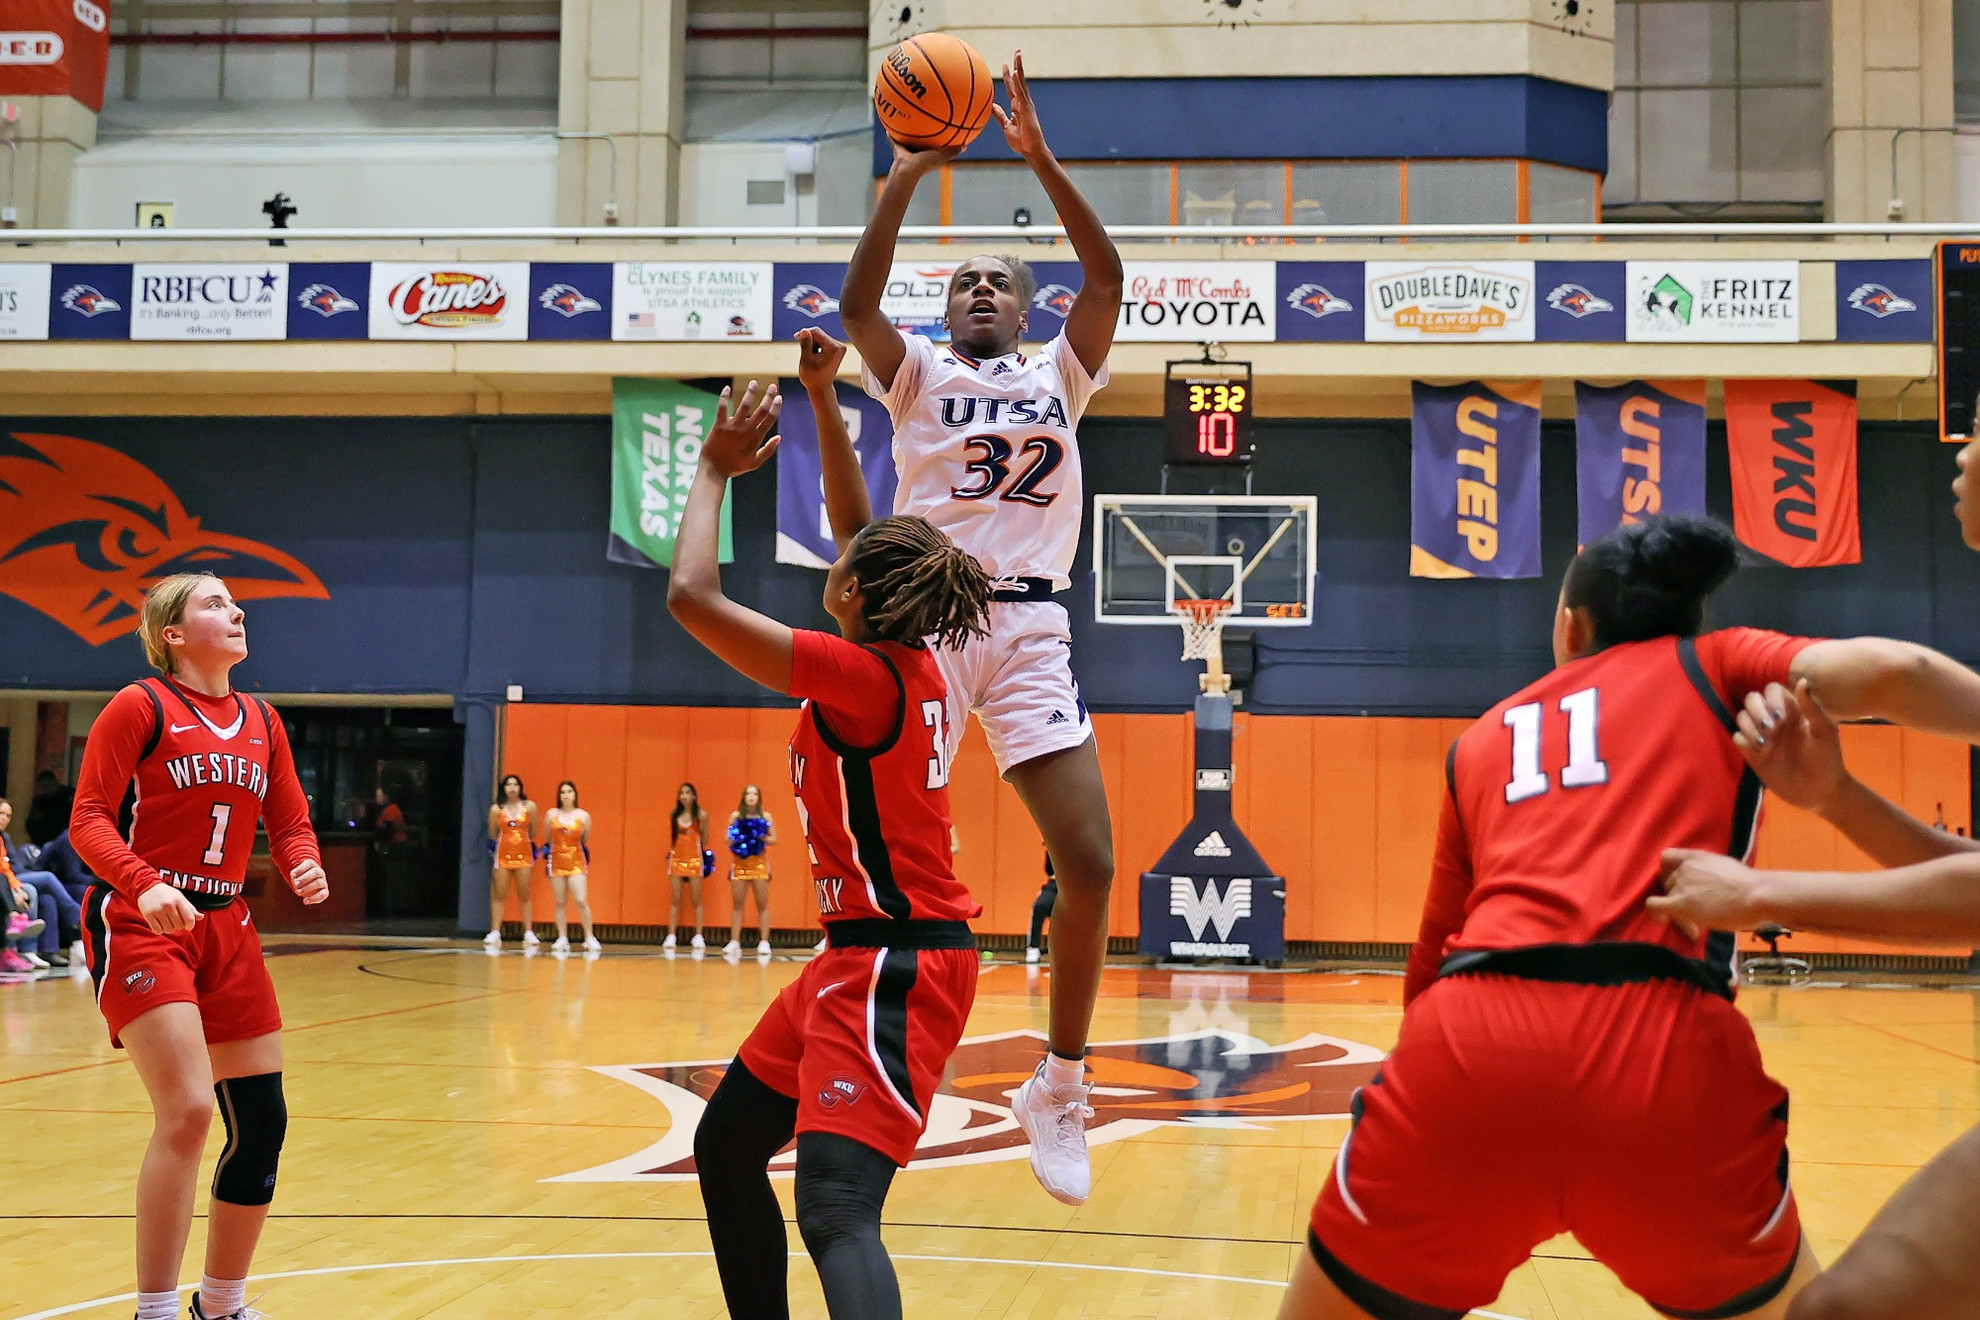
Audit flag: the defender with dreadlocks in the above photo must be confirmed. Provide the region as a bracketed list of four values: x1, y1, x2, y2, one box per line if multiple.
[667, 371, 994, 1320]
[838, 49, 1124, 1206]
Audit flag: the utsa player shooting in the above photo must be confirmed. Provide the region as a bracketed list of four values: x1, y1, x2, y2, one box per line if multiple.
[70, 574, 327, 1320]
[1284, 515, 1980, 1320]
[837, 49, 1123, 1205]
[1648, 445, 1980, 1320]
[667, 379, 994, 1320]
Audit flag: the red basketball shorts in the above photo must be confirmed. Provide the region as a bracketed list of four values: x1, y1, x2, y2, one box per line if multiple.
[1310, 973, 1799, 1320]
[82, 884, 283, 1049]
[738, 944, 978, 1166]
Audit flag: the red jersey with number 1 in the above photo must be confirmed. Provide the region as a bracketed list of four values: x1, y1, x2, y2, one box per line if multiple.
[71, 677, 319, 909]
[1405, 627, 1815, 1002]
[787, 629, 979, 925]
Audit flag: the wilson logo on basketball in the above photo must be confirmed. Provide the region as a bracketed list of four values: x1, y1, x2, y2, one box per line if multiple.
[551, 1028, 1383, 1182]
[386, 271, 509, 328]
[0, 432, 329, 646]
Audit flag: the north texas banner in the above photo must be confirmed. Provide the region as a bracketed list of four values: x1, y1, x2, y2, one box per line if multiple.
[1724, 380, 1861, 568]
[609, 378, 733, 569]
[1410, 381, 1542, 579]
[1573, 381, 1707, 546]
[774, 380, 899, 569]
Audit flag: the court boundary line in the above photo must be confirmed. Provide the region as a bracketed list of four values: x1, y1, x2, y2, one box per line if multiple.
[7, 1251, 1528, 1320]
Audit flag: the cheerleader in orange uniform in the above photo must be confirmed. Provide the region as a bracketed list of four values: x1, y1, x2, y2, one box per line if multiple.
[663, 782, 709, 951]
[543, 780, 599, 954]
[723, 784, 777, 957]
[485, 775, 538, 949]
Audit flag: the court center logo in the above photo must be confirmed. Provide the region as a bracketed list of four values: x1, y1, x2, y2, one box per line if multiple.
[551, 1028, 1383, 1182]
[0, 432, 329, 645]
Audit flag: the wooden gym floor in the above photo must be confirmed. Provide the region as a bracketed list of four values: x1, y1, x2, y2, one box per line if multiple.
[6, 940, 1976, 1319]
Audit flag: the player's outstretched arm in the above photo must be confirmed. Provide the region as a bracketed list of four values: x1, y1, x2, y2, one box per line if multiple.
[1792, 636, 1980, 744]
[666, 381, 798, 695]
[1653, 848, 1980, 945]
[797, 328, 872, 550]
[995, 50, 1122, 376]
[841, 143, 956, 390]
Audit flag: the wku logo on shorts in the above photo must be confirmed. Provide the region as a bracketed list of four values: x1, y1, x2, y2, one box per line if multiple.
[122, 968, 155, 995]
[0, 432, 329, 645]
[818, 1075, 866, 1108]
[546, 1028, 1384, 1182]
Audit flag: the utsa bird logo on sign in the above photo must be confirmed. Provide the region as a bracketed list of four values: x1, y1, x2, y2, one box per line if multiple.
[1032, 284, 1077, 318]
[0, 432, 329, 645]
[783, 284, 840, 318]
[1287, 284, 1353, 319]
[550, 1028, 1384, 1182]
[1846, 283, 1916, 319]
[1546, 283, 1614, 319]
[296, 284, 359, 318]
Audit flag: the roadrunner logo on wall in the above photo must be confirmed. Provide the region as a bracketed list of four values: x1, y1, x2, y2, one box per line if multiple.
[783, 284, 840, 318]
[1286, 283, 1353, 319]
[1169, 875, 1251, 956]
[551, 1028, 1383, 1181]
[1846, 283, 1917, 319]
[1545, 283, 1613, 319]
[1032, 283, 1077, 318]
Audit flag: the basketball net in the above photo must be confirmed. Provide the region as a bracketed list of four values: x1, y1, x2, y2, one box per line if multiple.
[1175, 598, 1236, 694]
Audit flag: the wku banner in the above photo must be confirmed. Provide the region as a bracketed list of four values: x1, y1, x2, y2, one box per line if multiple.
[608, 379, 733, 569]
[1724, 380, 1861, 568]
[774, 381, 899, 569]
[1573, 381, 1707, 545]
[1409, 381, 1542, 579]
[0, 0, 111, 112]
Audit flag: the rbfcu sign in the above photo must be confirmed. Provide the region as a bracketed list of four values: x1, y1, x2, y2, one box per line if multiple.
[1365, 262, 1536, 341]
[1625, 261, 1799, 343]
[1116, 262, 1276, 342]
[131, 264, 288, 341]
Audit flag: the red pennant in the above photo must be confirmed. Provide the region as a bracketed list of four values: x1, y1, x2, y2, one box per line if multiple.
[1725, 380, 1861, 568]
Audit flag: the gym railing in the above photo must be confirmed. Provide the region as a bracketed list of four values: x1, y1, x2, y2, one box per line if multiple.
[0, 222, 1977, 245]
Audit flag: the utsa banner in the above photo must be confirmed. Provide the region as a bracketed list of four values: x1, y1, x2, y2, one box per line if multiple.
[1724, 380, 1861, 568]
[608, 378, 733, 569]
[1410, 381, 1542, 579]
[1573, 381, 1707, 545]
[774, 381, 899, 568]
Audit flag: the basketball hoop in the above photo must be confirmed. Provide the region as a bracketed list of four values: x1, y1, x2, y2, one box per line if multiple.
[1175, 597, 1235, 661]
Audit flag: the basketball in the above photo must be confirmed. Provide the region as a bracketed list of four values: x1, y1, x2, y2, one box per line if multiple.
[873, 33, 995, 151]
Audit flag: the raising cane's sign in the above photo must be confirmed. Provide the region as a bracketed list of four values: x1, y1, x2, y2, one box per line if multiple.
[366, 262, 529, 340]
[0, 0, 111, 112]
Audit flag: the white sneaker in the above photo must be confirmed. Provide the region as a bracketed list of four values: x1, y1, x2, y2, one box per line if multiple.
[1011, 1061, 1095, 1206]
[69, 939, 84, 965]
[662, 933, 677, 950]
[757, 940, 772, 956]
[722, 940, 741, 955]
[583, 935, 602, 952]
[1025, 946, 1041, 964]
[690, 934, 705, 950]
[522, 930, 541, 948]
[552, 936, 570, 953]
[483, 930, 502, 948]
[814, 937, 828, 953]
[23, 951, 48, 969]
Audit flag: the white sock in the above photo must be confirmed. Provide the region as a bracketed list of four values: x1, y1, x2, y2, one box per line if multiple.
[136, 1290, 180, 1320]
[200, 1276, 247, 1317]
[1044, 1051, 1086, 1092]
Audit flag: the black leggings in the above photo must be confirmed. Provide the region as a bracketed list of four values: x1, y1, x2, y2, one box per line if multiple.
[1029, 879, 1058, 951]
[694, 1058, 902, 1320]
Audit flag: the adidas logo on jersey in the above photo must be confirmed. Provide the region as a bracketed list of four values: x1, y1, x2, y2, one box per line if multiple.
[1193, 831, 1233, 858]
[990, 360, 1013, 377]
[1045, 710, 1069, 726]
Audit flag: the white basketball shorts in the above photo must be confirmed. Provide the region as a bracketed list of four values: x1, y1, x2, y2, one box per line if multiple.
[933, 600, 1094, 777]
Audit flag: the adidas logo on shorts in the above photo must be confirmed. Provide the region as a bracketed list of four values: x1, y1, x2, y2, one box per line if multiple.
[1045, 710, 1069, 726]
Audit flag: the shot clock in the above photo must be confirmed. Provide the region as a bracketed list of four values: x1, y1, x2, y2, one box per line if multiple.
[1164, 362, 1255, 465]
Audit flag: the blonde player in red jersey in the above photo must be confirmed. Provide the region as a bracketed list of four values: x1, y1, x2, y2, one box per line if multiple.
[668, 378, 994, 1320]
[839, 50, 1124, 1205]
[71, 574, 326, 1320]
[1283, 516, 1980, 1320]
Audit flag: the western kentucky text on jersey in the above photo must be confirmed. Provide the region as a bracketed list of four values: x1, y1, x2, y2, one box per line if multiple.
[163, 752, 269, 798]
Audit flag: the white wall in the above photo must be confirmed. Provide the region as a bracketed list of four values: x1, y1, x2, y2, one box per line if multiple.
[72, 133, 560, 229]
[679, 141, 815, 228]
[1957, 131, 1980, 222]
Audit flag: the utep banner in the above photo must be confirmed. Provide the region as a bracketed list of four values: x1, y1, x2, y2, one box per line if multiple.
[608, 379, 733, 569]
[1572, 381, 1707, 545]
[1725, 381, 1861, 568]
[1409, 381, 1542, 579]
[0, 0, 111, 112]
[774, 381, 898, 569]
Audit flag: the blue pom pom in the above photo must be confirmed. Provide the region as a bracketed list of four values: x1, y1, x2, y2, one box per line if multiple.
[728, 815, 771, 858]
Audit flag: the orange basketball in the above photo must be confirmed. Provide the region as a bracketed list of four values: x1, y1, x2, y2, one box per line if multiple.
[873, 33, 995, 152]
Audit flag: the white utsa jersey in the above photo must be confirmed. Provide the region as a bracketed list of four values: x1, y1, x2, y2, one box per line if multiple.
[863, 330, 1108, 588]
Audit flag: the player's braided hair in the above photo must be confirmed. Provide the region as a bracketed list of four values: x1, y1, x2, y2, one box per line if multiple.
[1565, 514, 1739, 646]
[848, 516, 993, 651]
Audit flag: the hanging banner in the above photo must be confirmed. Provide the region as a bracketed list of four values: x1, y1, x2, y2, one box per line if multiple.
[1409, 381, 1542, 579]
[608, 379, 733, 569]
[1725, 380, 1861, 568]
[1572, 381, 1707, 546]
[774, 382, 900, 568]
[0, 0, 110, 111]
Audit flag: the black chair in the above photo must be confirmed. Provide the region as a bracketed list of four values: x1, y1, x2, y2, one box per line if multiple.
[1739, 924, 1811, 983]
